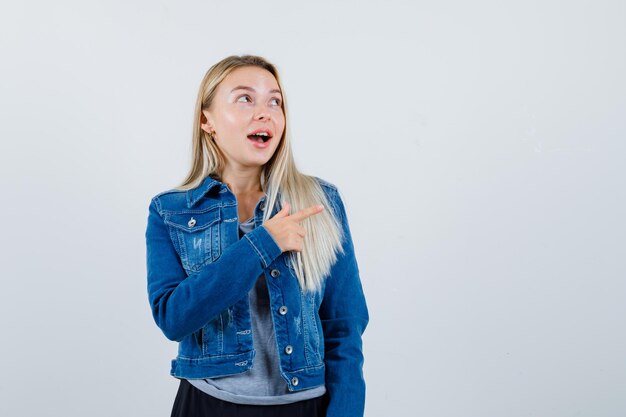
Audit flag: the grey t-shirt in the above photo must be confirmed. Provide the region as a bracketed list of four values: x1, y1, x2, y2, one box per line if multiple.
[186, 215, 326, 405]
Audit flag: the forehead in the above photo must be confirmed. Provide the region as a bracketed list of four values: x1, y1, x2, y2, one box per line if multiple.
[219, 66, 280, 93]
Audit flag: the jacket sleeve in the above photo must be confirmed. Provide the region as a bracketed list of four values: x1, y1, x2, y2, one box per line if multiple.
[319, 187, 369, 417]
[145, 196, 283, 342]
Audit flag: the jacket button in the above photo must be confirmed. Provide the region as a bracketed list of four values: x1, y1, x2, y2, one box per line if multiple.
[270, 269, 280, 278]
[278, 306, 288, 315]
[259, 202, 266, 211]
[284, 345, 293, 355]
[291, 377, 299, 386]
[188, 217, 196, 228]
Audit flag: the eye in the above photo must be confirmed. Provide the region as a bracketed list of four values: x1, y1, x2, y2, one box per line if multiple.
[237, 95, 252, 103]
[270, 98, 282, 106]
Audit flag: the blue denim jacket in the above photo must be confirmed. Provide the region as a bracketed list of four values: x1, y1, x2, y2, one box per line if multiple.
[145, 175, 368, 417]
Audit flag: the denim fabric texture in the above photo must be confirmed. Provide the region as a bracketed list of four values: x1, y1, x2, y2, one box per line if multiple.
[145, 175, 369, 417]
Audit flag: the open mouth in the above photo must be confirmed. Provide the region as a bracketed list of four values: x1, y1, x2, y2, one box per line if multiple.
[247, 133, 272, 143]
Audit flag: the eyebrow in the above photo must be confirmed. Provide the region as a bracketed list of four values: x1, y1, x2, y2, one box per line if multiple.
[230, 85, 282, 95]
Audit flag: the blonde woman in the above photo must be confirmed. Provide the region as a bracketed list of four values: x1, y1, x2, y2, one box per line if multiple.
[145, 55, 368, 417]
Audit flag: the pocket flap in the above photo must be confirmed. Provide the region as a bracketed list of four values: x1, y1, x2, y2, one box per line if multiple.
[164, 209, 220, 232]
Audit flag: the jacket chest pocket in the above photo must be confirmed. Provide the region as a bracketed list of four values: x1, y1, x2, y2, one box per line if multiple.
[164, 208, 222, 273]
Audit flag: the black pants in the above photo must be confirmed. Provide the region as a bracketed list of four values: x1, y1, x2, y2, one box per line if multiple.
[170, 379, 328, 417]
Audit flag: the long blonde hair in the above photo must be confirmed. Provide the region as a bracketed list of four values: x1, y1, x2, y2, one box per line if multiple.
[175, 54, 344, 293]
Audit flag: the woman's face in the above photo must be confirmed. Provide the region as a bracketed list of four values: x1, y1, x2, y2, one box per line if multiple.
[201, 66, 285, 172]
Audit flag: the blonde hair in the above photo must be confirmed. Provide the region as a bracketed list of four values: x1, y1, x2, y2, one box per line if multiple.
[175, 54, 344, 293]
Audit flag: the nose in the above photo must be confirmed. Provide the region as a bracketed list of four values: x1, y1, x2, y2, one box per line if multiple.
[254, 104, 271, 121]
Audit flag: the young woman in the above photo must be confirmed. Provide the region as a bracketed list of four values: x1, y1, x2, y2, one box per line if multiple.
[145, 55, 368, 417]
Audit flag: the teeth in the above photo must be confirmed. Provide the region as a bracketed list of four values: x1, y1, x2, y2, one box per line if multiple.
[254, 132, 269, 136]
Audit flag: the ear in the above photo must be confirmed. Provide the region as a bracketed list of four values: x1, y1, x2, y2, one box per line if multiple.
[200, 110, 215, 135]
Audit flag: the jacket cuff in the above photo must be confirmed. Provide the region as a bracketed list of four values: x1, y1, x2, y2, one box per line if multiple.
[243, 225, 283, 268]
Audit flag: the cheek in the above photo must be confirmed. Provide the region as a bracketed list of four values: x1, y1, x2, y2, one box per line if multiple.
[220, 111, 242, 127]
[276, 113, 286, 131]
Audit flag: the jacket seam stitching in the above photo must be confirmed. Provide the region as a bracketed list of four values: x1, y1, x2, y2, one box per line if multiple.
[243, 234, 267, 268]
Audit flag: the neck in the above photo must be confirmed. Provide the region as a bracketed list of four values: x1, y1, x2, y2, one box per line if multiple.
[220, 165, 264, 195]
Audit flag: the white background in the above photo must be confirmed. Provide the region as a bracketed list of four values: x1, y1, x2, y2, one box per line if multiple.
[1, 1, 624, 416]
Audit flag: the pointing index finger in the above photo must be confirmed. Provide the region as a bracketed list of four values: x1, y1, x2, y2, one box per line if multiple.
[289, 204, 324, 222]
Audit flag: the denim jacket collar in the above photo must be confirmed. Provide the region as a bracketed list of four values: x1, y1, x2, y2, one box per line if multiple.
[187, 174, 271, 209]
[187, 175, 222, 208]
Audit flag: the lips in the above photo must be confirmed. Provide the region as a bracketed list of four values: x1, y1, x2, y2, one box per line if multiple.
[247, 128, 273, 143]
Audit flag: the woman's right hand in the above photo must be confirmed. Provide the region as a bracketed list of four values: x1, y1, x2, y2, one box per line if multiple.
[263, 201, 325, 253]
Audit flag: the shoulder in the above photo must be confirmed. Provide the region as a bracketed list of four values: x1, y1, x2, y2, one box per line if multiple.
[312, 175, 345, 206]
[151, 187, 184, 200]
[148, 187, 188, 214]
[310, 175, 349, 218]
[312, 175, 338, 192]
